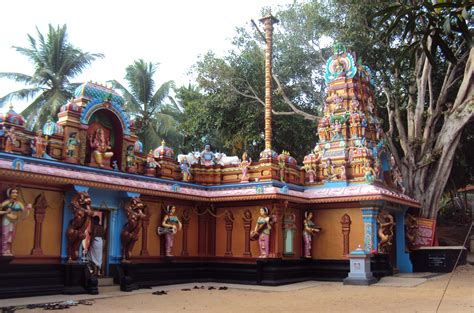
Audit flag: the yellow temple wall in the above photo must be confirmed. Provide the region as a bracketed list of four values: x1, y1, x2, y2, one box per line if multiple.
[312, 208, 363, 260]
[11, 187, 63, 257]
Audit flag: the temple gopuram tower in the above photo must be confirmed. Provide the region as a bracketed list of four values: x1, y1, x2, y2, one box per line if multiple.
[304, 44, 394, 187]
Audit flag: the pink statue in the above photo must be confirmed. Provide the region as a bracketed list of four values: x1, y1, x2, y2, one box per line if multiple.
[0, 188, 31, 256]
[4, 127, 15, 153]
[339, 162, 347, 180]
[240, 152, 251, 182]
[160, 205, 182, 257]
[303, 211, 320, 258]
[251, 207, 272, 258]
[89, 127, 114, 168]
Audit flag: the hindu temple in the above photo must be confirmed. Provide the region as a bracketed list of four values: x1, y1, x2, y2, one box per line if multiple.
[0, 15, 420, 298]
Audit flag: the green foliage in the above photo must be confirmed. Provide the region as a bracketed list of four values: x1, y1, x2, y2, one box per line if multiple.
[111, 60, 181, 154]
[0, 24, 103, 129]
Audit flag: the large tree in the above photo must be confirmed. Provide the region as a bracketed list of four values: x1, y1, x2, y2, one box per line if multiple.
[181, 0, 472, 219]
[111, 59, 182, 153]
[373, 1, 473, 218]
[0, 24, 103, 129]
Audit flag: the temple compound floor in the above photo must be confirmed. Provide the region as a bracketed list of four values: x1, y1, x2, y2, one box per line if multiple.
[6, 264, 474, 313]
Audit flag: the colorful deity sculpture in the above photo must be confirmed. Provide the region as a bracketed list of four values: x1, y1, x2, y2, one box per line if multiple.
[240, 152, 251, 182]
[200, 144, 215, 166]
[304, 164, 316, 184]
[179, 158, 192, 182]
[158, 205, 182, 257]
[89, 127, 114, 168]
[121, 197, 146, 262]
[33, 130, 48, 158]
[303, 211, 321, 258]
[66, 192, 93, 263]
[251, 207, 272, 258]
[126, 145, 136, 173]
[325, 158, 336, 181]
[4, 127, 16, 153]
[405, 213, 418, 251]
[363, 161, 376, 184]
[145, 150, 160, 176]
[0, 188, 31, 256]
[66, 133, 80, 160]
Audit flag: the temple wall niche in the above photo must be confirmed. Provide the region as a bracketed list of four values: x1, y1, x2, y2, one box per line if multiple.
[313, 208, 363, 260]
[143, 201, 161, 256]
[10, 187, 63, 256]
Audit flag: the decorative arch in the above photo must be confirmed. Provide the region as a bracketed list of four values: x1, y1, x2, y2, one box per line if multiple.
[80, 98, 131, 136]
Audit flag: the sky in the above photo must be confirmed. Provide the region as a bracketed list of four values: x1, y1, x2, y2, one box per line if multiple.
[0, 0, 293, 113]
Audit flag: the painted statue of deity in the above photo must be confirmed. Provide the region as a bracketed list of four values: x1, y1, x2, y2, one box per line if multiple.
[33, 130, 48, 158]
[159, 205, 182, 257]
[325, 158, 336, 181]
[339, 162, 347, 180]
[126, 145, 136, 172]
[303, 211, 321, 258]
[278, 155, 286, 182]
[121, 197, 146, 262]
[332, 119, 343, 141]
[200, 144, 215, 166]
[405, 213, 418, 251]
[304, 164, 316, 184]
[363, 161, 376, 184]
[251, 207, 272, 258]
[146, 150, 160, 169]
[180, 158, 192, 182]
[89, 127, 114, 168]
[4, 127, 16, 153]
[66, 192, 94, 263]
[0, 188, 31, 256]
[377, 211, 395, 254]
[240, 152, 251, 182]
[66, 132, 80, 159]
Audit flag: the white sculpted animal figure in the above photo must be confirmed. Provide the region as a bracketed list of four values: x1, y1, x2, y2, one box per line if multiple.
[177, 152, 200, 165]
[214, 153, 240, 166]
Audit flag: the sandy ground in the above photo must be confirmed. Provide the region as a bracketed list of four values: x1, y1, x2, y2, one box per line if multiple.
[15, 265, 474, 313]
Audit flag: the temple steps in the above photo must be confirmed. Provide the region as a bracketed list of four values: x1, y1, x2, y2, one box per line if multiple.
[98, 277, 120, 293]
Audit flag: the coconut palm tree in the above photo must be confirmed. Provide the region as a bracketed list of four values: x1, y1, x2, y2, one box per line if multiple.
[111, 59, 182, 153]
[0, 24, 103, 129]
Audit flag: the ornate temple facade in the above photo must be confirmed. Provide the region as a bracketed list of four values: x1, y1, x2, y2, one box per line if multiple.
[0, 29, 419, 297]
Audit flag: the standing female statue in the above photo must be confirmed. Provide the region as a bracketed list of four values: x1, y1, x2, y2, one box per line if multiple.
[302, 211, 321, 258]
[0, 188, 31, 256]
[251, 207, 272, 258]
[159, 205, 182, 257]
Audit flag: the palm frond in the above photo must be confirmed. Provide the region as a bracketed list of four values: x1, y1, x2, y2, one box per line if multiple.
[0, 87, 42, 108]
[109, 80, 142, 113]
[0, 72, 33, 84]
[149, 80, 175, 113]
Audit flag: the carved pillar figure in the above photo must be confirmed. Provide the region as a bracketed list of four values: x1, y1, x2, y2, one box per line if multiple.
[269, 203, 283, 258]
[224, 210, 234, 256]
[377, 211, 395, 254]
[242, 209, 252, 257]
[120, 197, 146, 263]
[66, 192, 93, 263]
[340, 214, 352, 257]
[181, 208, 190, 256]
[140, 212, 150, 257]
[361, 207, 379, 253]
[31, 193, 48, 256]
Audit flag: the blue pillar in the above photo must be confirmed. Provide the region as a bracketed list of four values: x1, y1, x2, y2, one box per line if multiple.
[361, 207, 379, 253]
[60, 185, 89, 263]
[396, 210, 413, 273]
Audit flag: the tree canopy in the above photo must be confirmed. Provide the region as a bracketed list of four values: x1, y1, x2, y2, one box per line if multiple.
[0, 24, 103, 129]
[111, 59, 182, 153]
